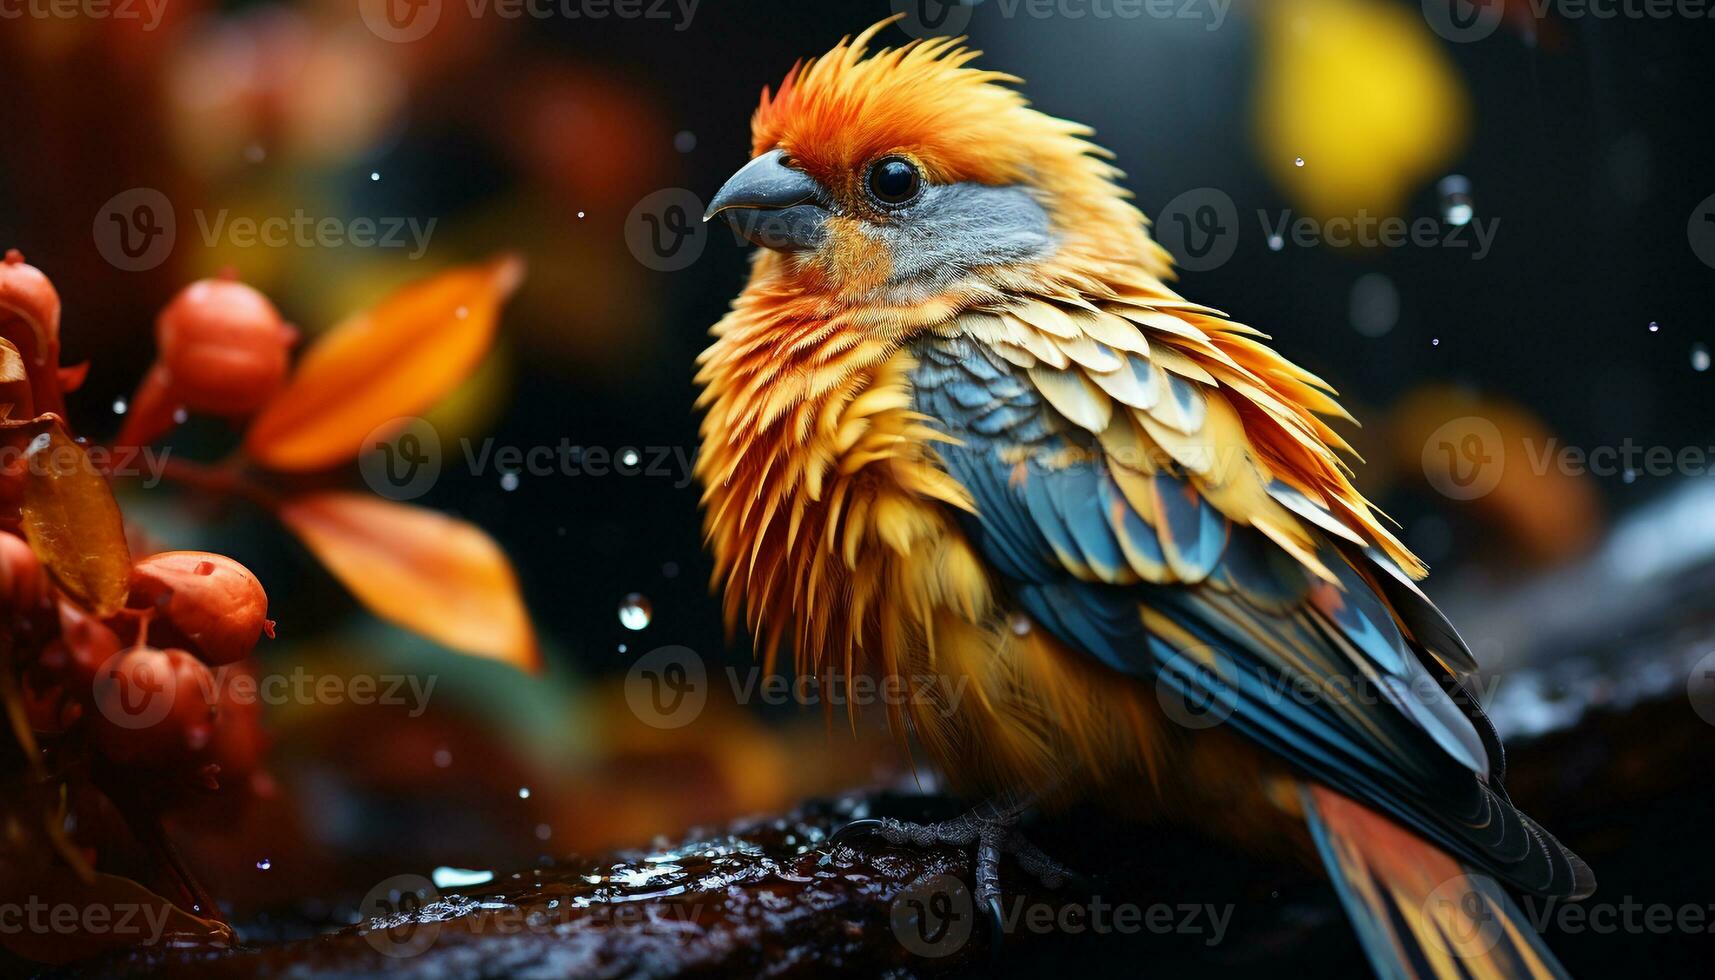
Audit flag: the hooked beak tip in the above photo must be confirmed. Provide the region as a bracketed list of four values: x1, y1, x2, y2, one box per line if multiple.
[706, 148, 829, 252]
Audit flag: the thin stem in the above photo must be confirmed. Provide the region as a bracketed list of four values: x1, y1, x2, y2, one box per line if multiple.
[157, 457, 280, 510]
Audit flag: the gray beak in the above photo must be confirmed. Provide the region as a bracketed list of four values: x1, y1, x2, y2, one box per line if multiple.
[705, 149, 828, 252]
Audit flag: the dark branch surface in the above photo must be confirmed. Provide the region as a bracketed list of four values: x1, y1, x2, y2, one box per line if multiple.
[61, 689, 1715, 979]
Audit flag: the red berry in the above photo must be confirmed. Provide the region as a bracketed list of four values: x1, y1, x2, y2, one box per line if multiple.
[130, 551, 270, 665]
[0, 530, 45, 611]
[155, 278, 295, 416]
[90, 646, 219, 765]
[54, 598, 122, 686]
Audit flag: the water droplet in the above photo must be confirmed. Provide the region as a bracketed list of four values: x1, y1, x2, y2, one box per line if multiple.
[112, 398, 128, 415]
[500, 472, 520, 491]
[619, 593, 653, 630]
[244, 143, 266, 163]
[1267, 234, 1284, 252]
[1293, 156, 1305, 168]
[577, 211, 586, 218]
[617, 643, 628, 654]
[455, 306, 469, 319]
[1438, 174, 1474, 227]
[661, 561, 680, 578]
[1007, 612, 1032, 636]
[1348, 273, 1399, 338]
[1622, 468, 1637, 484]
[256, 858, 272, 871]
[1432, 338, 1441, 346]
[535, 824, 552, 841]
[1649, 321, 1660, 333]
[620, 449, 640, 467]
[370, 171, 381, 181]
[432, 866, 494, 888]
[518, 787, 531, 799]
[433, 748, 453, 768]
[1693, 343, 1711, 373]
[674, 130, 697, 153]
[172, 408, 189, 423]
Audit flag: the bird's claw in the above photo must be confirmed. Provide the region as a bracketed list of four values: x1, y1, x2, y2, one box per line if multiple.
[831, 802, 1083, 952]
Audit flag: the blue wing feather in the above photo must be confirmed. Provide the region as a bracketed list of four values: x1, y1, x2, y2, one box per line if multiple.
[908, 332, 1590, 899]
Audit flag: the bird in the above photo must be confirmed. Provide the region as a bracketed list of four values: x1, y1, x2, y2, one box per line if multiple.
[693, 17, 1592, 978]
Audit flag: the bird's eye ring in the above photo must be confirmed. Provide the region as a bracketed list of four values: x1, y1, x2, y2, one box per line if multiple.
[866, 156, 922, 207]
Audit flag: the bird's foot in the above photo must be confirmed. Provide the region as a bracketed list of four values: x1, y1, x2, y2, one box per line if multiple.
[830, 799, 1083, 945]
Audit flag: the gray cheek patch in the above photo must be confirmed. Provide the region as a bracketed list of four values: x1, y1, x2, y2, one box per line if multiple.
[864, 182, 1056, 292]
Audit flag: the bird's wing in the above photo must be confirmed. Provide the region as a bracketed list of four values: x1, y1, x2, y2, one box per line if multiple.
[910, 292, 1592, 899]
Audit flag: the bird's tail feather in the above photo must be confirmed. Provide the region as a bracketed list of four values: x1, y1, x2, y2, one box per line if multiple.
[1300, 783, 1568, 980]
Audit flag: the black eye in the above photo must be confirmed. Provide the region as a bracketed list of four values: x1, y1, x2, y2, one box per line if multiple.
[867, 157, 921, 206]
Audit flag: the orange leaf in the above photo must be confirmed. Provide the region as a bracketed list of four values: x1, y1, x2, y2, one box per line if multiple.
[245, 255, 525, 471]
[0, 865, 234, 964]
[277, 492, 539, 671]
[0, 337, 25, 383]
[19, 423, 130, 616]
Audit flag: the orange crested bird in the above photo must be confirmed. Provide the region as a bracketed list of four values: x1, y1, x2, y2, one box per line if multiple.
[695, 19, 1591, 977]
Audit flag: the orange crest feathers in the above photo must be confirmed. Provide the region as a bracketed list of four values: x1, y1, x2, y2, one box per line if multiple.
[748, 17, 1148, 258]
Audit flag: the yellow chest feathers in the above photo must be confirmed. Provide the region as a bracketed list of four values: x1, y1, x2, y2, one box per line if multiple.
[696, 348, 989, 679]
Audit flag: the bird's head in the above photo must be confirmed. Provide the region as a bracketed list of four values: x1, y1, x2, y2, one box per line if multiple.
[706, 18, 1173, 323]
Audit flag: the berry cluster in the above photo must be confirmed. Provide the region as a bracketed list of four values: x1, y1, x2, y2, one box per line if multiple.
[0, 251, 279, 809]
